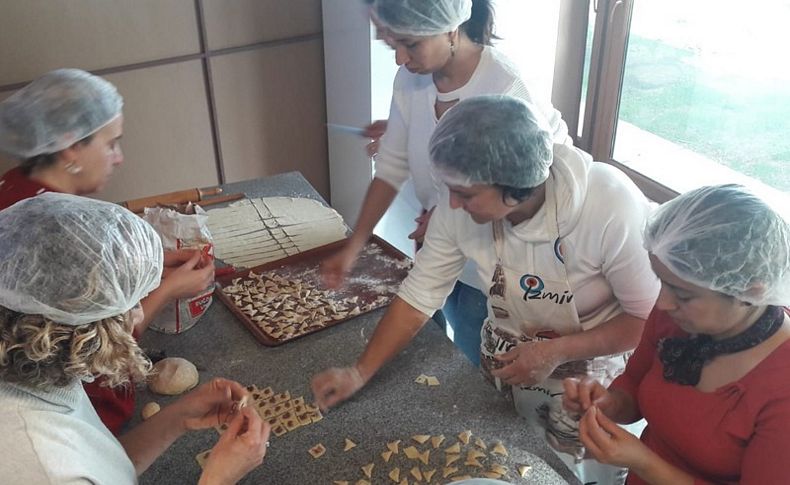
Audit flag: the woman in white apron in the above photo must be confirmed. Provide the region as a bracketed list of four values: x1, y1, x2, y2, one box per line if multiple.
[312, 96, 659, 484]
[321, 0, 571, 366]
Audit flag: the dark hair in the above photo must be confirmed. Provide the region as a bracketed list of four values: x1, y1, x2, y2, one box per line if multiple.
[461, 0, 499, 46]
[496, 184, 535, 206]
[19, 134, 94, 176]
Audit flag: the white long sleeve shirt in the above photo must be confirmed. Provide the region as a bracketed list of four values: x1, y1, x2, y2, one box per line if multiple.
[0, 380, 137, 485]
[374, 46, 570, 211]
[398, 144, 660, 329]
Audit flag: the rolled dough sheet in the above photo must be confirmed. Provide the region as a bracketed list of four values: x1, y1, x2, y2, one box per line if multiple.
[207, 196, 347, 268]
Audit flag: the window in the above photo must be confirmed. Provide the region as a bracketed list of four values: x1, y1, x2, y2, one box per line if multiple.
[577, 0, 789, 210]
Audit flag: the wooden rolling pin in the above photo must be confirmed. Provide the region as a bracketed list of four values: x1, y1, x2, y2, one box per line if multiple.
[121, 187, 222, 213]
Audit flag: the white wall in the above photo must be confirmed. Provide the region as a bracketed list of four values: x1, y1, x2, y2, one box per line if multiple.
[322, 0, 417, 256]
[322, 0, 374, 224]
[495, 0, 561, 104]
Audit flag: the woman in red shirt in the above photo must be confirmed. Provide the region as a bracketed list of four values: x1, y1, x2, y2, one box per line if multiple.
[563, 184, 790, 484]
[0, 69, 215, 434]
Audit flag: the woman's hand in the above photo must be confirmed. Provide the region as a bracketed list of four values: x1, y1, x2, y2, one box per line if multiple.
[407, 207, 435, 244]
[320, 245, 360, 290]
[562, 376, 616, 415]
[580, 406, 652, 470]
[311, 366, 366, 411]
[199, 407, 270, 485]
[160, 249, 215, 299]
[491, 340, 563, 386]
[363, 120, 388, 158]
[172, 378, 249, 432]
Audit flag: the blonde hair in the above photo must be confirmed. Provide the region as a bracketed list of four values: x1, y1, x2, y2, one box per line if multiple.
[0, 306, 151, 389]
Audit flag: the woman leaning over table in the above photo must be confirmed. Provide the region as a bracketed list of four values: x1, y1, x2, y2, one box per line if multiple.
[322, 0, 571, 366]
[564, 184, 790, 484]
[313, 95, 659, 485]
[0, 68, 214, 434]
[0, 193, 268, 485]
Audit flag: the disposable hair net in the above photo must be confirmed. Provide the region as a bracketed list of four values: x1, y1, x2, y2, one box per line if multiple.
[0, 68, 123, 160]
[429, 95, 553, 188]
[646, 184, 790, 306]
[0, 193, 163, 326]
[373, 0, 473, 36]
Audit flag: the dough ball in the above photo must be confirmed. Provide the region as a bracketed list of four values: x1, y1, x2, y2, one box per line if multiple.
[141, 402, 161, 420]
[148, 357, 199, 395]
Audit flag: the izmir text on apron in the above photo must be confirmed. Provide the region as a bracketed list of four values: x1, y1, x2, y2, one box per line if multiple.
[479, 178, 626, 461]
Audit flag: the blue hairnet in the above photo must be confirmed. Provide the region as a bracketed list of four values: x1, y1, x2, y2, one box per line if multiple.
[0, 193, 163, 325]
[0, 68, 123, 159]
[373, 0, 473, 36]
[646, 184, 790, 305]
[429, 95, 553, 189]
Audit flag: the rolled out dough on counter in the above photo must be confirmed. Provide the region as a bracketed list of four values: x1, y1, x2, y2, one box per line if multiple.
[206, 197, 347, 268]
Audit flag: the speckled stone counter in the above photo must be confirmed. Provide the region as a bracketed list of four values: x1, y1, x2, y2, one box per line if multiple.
[214, 172, 330, 203]
[132, 173, 580, 485]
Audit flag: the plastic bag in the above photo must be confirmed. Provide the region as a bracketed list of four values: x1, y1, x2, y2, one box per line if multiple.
[143, 204, 214, 333]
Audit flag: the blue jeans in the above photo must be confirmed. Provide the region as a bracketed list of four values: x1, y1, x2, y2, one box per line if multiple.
[440, 281, 488, 367]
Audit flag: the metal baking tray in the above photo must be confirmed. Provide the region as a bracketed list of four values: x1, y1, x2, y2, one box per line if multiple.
[214, 236, 411, 346]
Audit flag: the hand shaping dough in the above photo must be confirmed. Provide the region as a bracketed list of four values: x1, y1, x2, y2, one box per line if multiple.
[148, 357, 199, 395]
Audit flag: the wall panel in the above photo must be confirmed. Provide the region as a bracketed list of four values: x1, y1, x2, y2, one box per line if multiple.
[211, 40, 329, 198]
[0, 0, 200, 86]
[0, 1, 328, 203]
[203, 0, 322, 50]
[96, 61, 219, 202]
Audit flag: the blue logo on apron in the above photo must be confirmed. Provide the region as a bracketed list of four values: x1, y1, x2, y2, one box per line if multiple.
[519, 273, 574, 304]
[519, 274, 544, 300]
[553, 237, 565, 264]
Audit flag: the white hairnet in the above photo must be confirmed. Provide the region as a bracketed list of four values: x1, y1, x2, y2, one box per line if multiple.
[0, 193, 163, 326]
[373, 0, 473, 36]
[646, 184, 790, 306]
[0, 68, 123, 160]
[429, 95, 553, 188]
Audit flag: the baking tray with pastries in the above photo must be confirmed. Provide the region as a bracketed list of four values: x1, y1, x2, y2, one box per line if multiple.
[214, 236, 412, 346]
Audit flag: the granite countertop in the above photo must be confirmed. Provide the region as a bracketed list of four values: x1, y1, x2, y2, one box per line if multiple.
[215, 172, 330, 204]
[132, 173, 579, 485]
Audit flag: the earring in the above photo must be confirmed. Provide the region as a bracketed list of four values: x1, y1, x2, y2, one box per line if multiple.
[449, 40, 456, 57]
[65, 162, 83, 175]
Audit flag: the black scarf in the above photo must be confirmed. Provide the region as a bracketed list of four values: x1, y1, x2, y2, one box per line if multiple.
[659, 306, 785, 386]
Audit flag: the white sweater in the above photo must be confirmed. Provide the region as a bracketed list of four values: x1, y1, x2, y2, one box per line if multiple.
[374, 46, 570, 211]
[0, 380, 137, 485]
[398, 144, 660, 328]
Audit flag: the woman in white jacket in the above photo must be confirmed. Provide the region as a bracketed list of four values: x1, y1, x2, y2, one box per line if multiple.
[313, 96, 659, 484]
[322, 0, 569, 365]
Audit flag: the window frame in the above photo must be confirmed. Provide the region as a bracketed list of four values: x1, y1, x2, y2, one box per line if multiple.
[556, 0, 678, 203]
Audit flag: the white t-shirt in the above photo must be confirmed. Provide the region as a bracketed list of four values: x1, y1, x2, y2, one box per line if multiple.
[374, 46, 570, 211]
[0, 380, 137, 485]
[398, 144, 660, 329]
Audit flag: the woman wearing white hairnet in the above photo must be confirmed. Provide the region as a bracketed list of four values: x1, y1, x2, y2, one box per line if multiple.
[323, 0, 571, 366]
[0, 68, 214, 434]
[313, 96, 659, 484]
[0, 193, 269, 484]
[564, 184, 790, 484]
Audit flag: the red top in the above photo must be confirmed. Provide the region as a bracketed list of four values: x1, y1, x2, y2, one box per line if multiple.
[0, 167, 135, 435]
[0, 167, 54, 210]
[611, 308, 790, 485]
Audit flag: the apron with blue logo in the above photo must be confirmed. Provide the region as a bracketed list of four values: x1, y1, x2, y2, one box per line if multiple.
[479, 180, 632, 485]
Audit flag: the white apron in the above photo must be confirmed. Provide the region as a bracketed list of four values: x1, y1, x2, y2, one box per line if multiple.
[479, 182, 632, 485]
